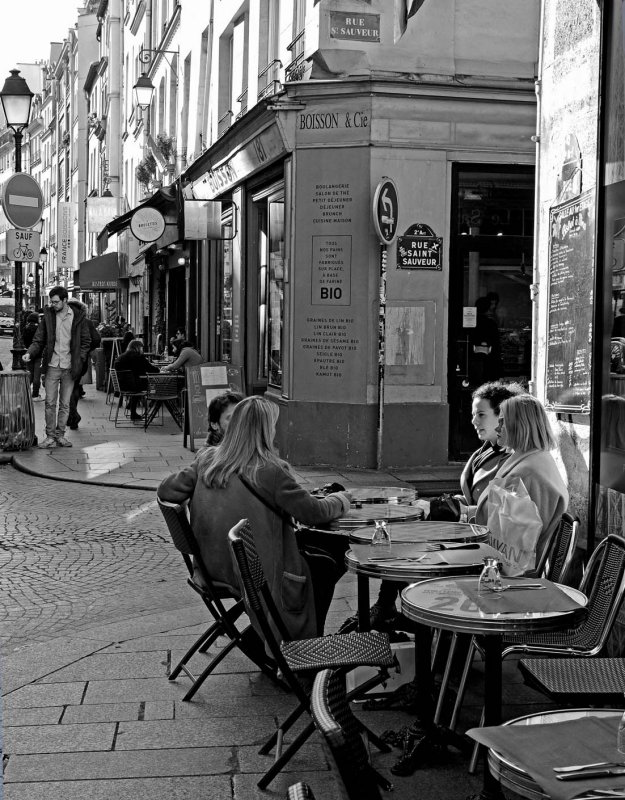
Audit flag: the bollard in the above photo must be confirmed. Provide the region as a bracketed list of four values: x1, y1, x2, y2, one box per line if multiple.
[0, 370, 35, 450]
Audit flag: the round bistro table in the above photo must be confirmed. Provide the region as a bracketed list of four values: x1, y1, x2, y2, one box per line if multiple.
[401, 576, 587, 800]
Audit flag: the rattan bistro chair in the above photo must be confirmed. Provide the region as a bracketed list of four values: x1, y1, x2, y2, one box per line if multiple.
[157, 498, 286, 701]
[144, 373, 184, 430]
[466, 533, 625, 771]
[518, 657, 625, 707]
[228, 519, 396, 790]
[311, 668, 393, 800]
[287, 783, 317, 800]
[108, 369, 146, 426]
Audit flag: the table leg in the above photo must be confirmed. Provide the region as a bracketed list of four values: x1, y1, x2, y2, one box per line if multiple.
[164, 398, 183, 429]
[144, 400, 161, 428]
[357, 573, 370, 631]
[476, 634, 505, 800]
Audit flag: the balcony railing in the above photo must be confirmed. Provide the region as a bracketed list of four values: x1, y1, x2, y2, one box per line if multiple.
[217, 109, 233, 137]
[285, 30, 306, 82]
[258, 59, 282, 100]
[235, 88, 248, 120]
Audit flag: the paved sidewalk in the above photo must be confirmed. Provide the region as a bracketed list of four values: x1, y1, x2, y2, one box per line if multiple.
[10, 382, 463, 492]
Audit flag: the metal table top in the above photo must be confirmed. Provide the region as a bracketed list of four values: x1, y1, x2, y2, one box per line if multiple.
[349, 520, 488, 545]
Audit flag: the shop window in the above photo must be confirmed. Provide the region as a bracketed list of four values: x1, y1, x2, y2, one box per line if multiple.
[218, 220, 233, 363]
[255, 192, 284, 388]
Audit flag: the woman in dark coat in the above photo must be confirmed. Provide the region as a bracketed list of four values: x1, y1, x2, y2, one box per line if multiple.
[158, 396, 351, 639]
[114, 339, 158, 419]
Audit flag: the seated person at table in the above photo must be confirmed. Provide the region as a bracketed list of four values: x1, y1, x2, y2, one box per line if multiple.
[114, 339, 159, 420]
[474, 393, 568, 570]
[157, 396, 352, 638]
[161, 341, 203, 373]
[348, 380, 525, 634]
[169, 328, 186, 357]
[205, 391, 244, 447]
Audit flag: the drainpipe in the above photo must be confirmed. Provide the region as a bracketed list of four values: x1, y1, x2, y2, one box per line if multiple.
[529, 0, 546, 396]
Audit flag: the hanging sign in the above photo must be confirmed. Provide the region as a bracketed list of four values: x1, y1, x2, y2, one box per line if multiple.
[396, 223, 442, 270]
[130, 207, 166, 242]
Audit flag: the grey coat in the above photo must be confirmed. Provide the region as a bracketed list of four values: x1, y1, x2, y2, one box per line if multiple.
[158, 460, 350, 641]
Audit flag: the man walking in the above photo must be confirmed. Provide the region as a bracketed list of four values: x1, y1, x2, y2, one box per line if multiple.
[23, 286, 90, 448]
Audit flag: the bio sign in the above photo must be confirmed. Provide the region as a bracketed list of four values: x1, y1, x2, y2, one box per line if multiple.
[397, 224, 442, 270]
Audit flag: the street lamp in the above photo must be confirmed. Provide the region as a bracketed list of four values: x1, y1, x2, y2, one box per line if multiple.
[36, 246, 47, 311]
[133, 73, 155, 110]
[0, 69, 33, 369]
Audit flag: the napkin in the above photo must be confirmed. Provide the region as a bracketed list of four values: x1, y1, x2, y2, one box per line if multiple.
[460, 578, 585, 614]
[468, 715, 623, 800]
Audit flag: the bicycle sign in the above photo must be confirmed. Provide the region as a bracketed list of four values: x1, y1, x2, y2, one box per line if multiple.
[7, 229, 40, 262]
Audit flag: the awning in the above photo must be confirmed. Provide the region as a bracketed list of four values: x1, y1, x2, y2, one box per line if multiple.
[77, 252, 119, 290]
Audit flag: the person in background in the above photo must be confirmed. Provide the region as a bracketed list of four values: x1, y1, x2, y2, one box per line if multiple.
[205, 391, 244, 446]
[343, 380, 525, 634]
[161, 340, 203, 373]
[158, 396, 352, 638]
[169, 328, 186, 357]
[475, 393, 569, 567]
[121, 323, 134, 352]
[67, 300, 101, 429]
[23, 286, 90, 448]
[22, 312, 42, 398]
[114, 339, 159, 420]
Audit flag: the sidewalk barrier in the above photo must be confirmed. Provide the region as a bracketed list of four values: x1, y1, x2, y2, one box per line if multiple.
[0, 370, 35, 450]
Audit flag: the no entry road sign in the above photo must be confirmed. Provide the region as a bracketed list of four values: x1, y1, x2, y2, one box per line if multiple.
[2, 173, 43, 229]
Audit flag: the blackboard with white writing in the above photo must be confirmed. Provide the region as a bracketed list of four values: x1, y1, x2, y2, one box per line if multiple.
[546, 189, 594, 412]
[185, 362, 244, 451]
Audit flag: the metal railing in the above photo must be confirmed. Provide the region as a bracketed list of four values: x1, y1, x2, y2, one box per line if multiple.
[235, 88, 248, 120]
[258, 59, 282, 99]
[217, 109, 233, 137]
[285, 30, 306, 82]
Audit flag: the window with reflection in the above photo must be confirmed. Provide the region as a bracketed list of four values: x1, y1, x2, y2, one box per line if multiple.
[256, 192, 284, 388]
[218, 221, 233, 363]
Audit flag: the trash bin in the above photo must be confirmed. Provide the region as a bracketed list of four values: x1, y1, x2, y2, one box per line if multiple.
[0, 370, 35, 450]
[94, 347, 106, 390]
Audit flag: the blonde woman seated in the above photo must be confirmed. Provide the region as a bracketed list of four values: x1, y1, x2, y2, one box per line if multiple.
[474, 393, 568, 569]
[157, 395, 351, 639]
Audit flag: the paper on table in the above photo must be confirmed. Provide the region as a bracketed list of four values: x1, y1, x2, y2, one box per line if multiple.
[460, 578, 584, 614]
[468, 716, 623, 800]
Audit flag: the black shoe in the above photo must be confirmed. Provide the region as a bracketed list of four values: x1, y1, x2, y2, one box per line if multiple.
[79, 388, 86, 397]
[69, 423, 79, 430]
[130, 413, 143, 421]
[337, 602, 399, 635]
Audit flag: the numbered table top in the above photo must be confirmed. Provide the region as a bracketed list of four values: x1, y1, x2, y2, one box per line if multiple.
[349, 521, 488, 545]
[346, 541, 502, 581]
[401, 576, 587, 636]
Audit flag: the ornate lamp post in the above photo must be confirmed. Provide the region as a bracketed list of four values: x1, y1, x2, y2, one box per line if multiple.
[36, 246, 47, 311]
[0, 69, 33, 369]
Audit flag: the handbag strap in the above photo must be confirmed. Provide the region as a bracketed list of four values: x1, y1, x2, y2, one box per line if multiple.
[237, 472, 293, 524]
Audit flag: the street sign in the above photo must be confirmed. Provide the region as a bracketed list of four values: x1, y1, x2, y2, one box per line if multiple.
[7, 229, 40, 261]
[2, 173, 43, 229]
[372, 177, 399, 244]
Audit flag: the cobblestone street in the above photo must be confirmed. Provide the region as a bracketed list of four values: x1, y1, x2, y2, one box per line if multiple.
[0, 465, 188, 654]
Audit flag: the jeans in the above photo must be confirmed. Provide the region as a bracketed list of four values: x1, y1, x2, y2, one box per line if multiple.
[44, 365, 74, 438]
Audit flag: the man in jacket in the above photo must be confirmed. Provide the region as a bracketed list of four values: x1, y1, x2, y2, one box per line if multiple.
[23, 286, 90, 448]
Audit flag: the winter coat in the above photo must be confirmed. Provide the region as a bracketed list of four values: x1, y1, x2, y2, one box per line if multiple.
[460, 441, 510, 519]
[27, 302, 90, 381]
[474, 448, 569, 566]
[114, 350, 159, 392]
[157, 460, 351, 641]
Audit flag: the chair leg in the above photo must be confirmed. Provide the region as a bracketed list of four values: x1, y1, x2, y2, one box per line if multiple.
[468, 707, 484, 774]
[113, 395, 124, 426]
[259, 700, 308, 755]
[434, 632, 459, 725]
[449, 635, 477, 731]
[182, 639, 239, 702]
[258, 720, 317, 790]
[169, 621, 222, 679]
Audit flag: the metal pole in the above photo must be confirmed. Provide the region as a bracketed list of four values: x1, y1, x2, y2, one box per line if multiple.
[11, 129, 26, 370]
[376, 245, 387, 470]
[34, 266, 40, 312]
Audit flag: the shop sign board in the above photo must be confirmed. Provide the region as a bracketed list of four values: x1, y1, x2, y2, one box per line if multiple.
[329, 12, 380, 42]
[372, 178, 399, 244]
[397, 224, 442, 270]
[130, 207, 166, 242]
[185, 362, 244, 452]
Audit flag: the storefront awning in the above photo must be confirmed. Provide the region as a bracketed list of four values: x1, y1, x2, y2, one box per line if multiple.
[77, 252, 119, 291]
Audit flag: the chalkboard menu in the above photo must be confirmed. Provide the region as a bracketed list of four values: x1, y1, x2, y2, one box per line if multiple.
[185, 362, 244, 452]
[546, 189, 595, 412]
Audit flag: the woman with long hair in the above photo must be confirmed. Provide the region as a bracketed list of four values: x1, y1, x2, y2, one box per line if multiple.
[158, 396, 351, 639]
[474, 393, 568, 568]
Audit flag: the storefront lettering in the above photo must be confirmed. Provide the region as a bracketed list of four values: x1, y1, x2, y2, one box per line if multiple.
[298, 111, 368, 132]
[300, 315, 361, 378]
[206, 163, 238, 194]
[312, 183, 353, 225]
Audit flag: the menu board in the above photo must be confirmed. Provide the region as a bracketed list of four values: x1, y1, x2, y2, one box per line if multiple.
[546, 190, 595, 411]
[185, 362, 244, 452]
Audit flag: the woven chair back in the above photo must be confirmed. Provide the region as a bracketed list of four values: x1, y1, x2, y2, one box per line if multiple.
[109, 368, 121, 394]
[544, 513, 579, 584]
[287, 783, 316, 800]
[311, 669, 383, 800]
[147, 374, 181, 400]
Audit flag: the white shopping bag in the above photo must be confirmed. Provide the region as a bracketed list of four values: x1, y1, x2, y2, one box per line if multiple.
[486, 477, 543, 576]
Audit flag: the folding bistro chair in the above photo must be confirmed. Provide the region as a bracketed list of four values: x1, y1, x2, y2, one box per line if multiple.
[108, 369, 146, 426]
[467, 533, 625, 771]
[311, 668, 393, 800]
[228, 519, 397, 789]
[144, 374, 184, 430]
[157, 498, 287, 701]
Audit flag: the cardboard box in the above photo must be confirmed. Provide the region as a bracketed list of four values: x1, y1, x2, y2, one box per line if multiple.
[346, 640, 415, 695]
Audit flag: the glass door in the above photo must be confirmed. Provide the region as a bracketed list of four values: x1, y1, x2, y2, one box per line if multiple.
[448, 165, 535, 459]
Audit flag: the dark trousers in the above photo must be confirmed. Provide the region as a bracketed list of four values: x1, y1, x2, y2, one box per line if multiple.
[297, 529, 350, 634]
[27, 359, 41, 396]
